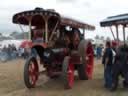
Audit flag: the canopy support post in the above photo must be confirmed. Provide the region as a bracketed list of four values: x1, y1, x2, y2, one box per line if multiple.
[42, 16, 45, 41]
[109, 27, 116, 40]
[28, 20, 32, 41]
[44, 17, 48, 43]
[18, 23, 25, 39]
[115, 25, 119, 43]
[83, 28, 85, 39]
[49, 21, 59, 41]
[123, 24, 126, 44]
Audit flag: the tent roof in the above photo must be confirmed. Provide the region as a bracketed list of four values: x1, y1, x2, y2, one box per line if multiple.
[100, 13, 128, 27]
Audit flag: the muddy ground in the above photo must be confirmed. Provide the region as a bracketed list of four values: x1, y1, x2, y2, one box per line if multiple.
[0, 59, 128, 96]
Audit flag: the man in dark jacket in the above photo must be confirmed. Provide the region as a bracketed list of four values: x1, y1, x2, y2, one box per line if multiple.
[111, 46, 128, 91]
[102, 41, 113, 89]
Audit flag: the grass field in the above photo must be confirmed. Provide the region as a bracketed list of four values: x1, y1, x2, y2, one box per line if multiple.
[0, 59, 128, 96]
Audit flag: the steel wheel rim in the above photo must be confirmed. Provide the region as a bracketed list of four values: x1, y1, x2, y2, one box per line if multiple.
[67, 63, 74, 88]
[28, 61, 38, 86]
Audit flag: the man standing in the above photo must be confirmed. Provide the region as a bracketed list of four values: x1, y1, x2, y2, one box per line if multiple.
[102, 41, 113, 89]
[96, 45, 102, 59]
[111, 45, 128, 91]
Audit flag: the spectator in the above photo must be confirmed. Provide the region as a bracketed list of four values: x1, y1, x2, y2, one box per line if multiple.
[18, 47, 24, 57]
[2, 45, 7, 52]
[111, 45, 128, 91]
[102, 41, 113, 89]
[96, 45, 102, 59]
[11, 44, 17, 59]
[7, 44, 12, 60]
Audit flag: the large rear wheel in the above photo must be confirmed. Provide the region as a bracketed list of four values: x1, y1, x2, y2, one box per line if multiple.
[24, 56, 39, 88]
[78, 40, 88, 80]
[62, 56, 74, 89]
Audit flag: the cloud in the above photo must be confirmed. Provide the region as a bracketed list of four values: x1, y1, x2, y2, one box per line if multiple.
[0, 0, 128, 39]
[56, 0, 76, 3]
[83, 2, 91, 8]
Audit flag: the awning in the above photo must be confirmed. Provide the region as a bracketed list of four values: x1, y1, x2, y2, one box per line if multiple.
[100, 13, 128, 27]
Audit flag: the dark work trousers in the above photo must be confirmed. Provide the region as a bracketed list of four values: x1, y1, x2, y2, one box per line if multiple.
[112, 61, 128, 90]
[104, 65, 113, 88]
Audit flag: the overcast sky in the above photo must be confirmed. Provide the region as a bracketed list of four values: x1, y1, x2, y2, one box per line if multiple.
[0, 0, 128, 39]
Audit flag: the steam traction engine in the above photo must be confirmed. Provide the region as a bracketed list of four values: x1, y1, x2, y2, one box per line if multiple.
[12, 8, 95, 89]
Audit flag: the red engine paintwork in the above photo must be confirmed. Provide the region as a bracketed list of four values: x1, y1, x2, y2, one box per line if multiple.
[28, 60, 39, 87]
[20, 40, 32, 48]
[70, 55, 81, 64]
[67, 62, 74, 88]
[86, 42, 94, 79]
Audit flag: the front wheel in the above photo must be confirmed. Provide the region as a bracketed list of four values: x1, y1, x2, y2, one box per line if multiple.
[24, 56, 39, 88]
[62, 56, 74, 89]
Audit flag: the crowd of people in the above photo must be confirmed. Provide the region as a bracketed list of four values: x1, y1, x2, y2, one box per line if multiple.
[102, 41, 128, 91]
[0, 44, 30, 62]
